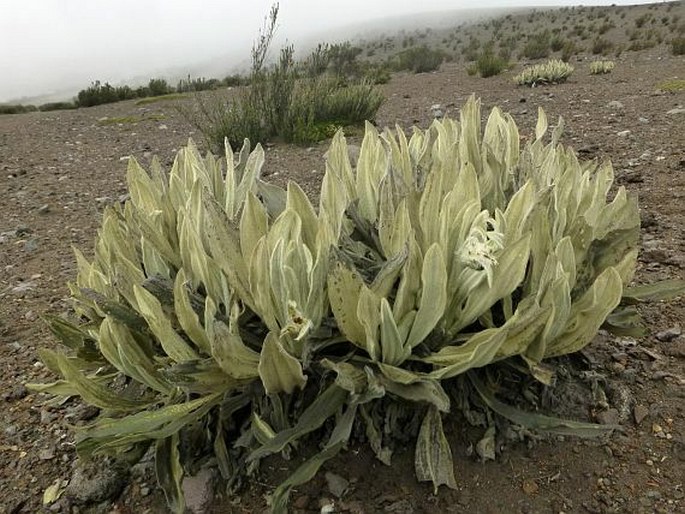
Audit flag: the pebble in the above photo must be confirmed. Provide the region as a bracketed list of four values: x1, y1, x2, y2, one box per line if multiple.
[607, 100, 624, 110]
[633, 404, 649, 425]
[182, 466, 216, 514]
[655, 327, 681, 342]
[38, 204, 50, 214]
[616, 130, 631, 137]
[666, 108, 685, 115]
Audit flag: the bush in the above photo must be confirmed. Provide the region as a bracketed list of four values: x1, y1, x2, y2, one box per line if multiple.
[0, 104, 38, 115]
[147, 78, 172, 96]
[523, 31, 551, 59]
[672, 37, 685, 55]
[515, 59, 574, 86]
[474, 50, 508, 78]
[561, 40, 579, 62]
[31, 96, 682, 514]
[592, 37, 614, 55]
[39, 101, 77, 111]
[184, 7, 383, 149]
[393, 45, 445, 73]
[177, 75, 221, 93]
[589, 60, 615, 74]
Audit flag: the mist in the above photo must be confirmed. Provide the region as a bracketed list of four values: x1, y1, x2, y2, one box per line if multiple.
[0, 0, 660, 103]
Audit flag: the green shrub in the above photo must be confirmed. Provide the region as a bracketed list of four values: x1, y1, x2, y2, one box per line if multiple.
[177, 75, 222, 93]
[561, 40, 579, 61]
[39, 101, 77, 111]
[657, 79, 685, 92]
[515, 59, 574, 86]
[592, 37, 614, 55]
[135, 93, 190, 106]
[523, 31, 551, 59]
[474, 50, 508, 78]
[147, 78, 172, 96]
[0, 104, 38, 115]
[672, 37, 685, 55]
[393, 45, 445, 73]
[223, 74, 247, 87]
[589, 60, 615, 74]
[184, 8, 382, 149]
[31, 96, 683, 514]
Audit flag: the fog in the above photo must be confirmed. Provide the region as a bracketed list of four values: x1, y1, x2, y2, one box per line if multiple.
[0, 0, 660, 103]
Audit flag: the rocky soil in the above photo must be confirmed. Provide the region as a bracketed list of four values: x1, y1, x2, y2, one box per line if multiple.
[1, 48, 684, 513]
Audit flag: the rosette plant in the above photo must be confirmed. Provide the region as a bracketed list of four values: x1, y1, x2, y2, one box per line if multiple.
[30, 97, 681, 513]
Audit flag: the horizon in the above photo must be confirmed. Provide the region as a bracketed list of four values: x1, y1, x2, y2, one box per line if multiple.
[0, 0, 669, 103]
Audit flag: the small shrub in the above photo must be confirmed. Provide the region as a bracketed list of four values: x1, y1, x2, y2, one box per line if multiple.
[185, 7, 383, 149]
[550, 36, 565, 52]
[672, 37, 685, 55]
[515, 59, 574, 86]
[393, 45, 445, 73]
[474, 50, 508, 78]
[0, 104, 38, 115]
[177, 75, 221, 93]
[223, 74, 247, 87]
[592, 37, 614, 55]
[523, 31, 551, 59]
[39, 101, 77, 111]
[135, 93, 190, 106]
[561, 40, 578, 62]
[147, 78, 172, 97]
[589, 60, 615, 74]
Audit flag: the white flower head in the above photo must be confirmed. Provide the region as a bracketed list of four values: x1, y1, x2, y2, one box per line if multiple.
[281, 300, 313, 341]
[458, 211, 505, 287]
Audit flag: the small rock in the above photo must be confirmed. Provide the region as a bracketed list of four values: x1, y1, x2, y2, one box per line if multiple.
[325, 472, 349, 498]
[182, 466, 216, 514]
[663, 339, 685, 358]
[638, 117, 649, 124]
[66, 459, 129, 504]
[430, 104, 444, 118]
[607, 101, 624, 110]
[384, 499, 414, 514]
[3, 385, 27, 401]
[596, 409, 620, 425]
[633, 404, 649, 425]
[642, 248, 669, 264]
[40, 409, 57, 425]
[38, 204, 51, 214]
[39, 447, 56, 460]
[666, 108, 685, 115]
[655, 327, 681, 342]
[158, 124, 168, 130]
[616, 130, 631, 137]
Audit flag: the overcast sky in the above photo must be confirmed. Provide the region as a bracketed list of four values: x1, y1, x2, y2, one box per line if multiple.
[0, 0, 661, 102]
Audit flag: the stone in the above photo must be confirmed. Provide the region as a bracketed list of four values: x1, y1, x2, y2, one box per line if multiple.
[182, 466, 216, 514]
[633, 404, 649, 425]
[596, 408, 620, 425]
[666, 108, 685, 115]
[655, 326, 681, 342]
[66, 459, 129, 504]
[616, 130, 631, 137]
[607, 101, 624, 110]
[38, 204, 51, 214]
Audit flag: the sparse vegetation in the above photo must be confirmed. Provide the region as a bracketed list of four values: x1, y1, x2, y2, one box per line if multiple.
[657, 79, 685, 92]
[38, 101, 77, 111]
[0, 104, 37, 115]
[672, 37, 685, 55]
[135, 93, 190, 106]
[393, 45, 445, 73]
[515, 59, 574, 86]
[592, 37, 614, 55]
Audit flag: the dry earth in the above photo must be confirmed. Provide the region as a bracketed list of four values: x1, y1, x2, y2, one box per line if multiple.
[1, 45, 685, 514]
